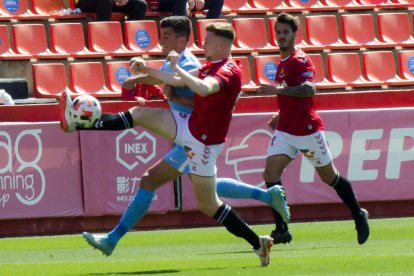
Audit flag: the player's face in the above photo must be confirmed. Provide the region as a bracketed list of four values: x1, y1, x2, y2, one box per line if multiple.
[203, 31, 220, 60]
[159, 27, 182, 55]
[275, 22, 296, 51]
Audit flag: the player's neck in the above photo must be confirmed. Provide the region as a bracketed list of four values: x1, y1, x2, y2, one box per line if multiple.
[280, 47, 295, 59]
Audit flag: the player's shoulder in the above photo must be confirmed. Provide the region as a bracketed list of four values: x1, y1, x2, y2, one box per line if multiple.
[291, 50, 313, 67]
[222, 58, 242, 73]
[180, 50, 201, 69]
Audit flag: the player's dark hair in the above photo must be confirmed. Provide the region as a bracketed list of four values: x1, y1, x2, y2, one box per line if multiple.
[160, 16, 191, 42]
[206, 22, 235, 43]
[276, 12, 298, 33]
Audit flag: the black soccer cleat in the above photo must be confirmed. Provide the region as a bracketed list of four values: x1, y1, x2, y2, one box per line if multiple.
[355, 208, 370, 245]
[270, 230, 292, 244]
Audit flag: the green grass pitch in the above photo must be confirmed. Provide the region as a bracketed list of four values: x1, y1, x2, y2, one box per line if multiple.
[0, 217, 413, 275]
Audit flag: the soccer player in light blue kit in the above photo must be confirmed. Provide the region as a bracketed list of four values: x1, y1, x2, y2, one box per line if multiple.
[79, 16, 289, 257]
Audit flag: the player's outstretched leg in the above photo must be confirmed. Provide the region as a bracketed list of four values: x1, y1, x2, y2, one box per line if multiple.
[216, 178, 290, 223]
[82, 188, 154, 255]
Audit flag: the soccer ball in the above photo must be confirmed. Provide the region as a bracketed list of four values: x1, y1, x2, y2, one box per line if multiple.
[71, 95, 102, 128]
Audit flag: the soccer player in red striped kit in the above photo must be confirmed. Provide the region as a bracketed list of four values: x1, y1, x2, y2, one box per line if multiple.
[258, 12, 370, 245]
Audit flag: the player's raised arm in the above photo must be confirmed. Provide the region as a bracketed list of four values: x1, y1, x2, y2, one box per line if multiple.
[168, 51, 219, 97]
[130, 56, 189, 87]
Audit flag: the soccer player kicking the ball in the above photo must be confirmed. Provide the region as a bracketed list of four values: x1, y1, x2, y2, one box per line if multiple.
[257, 12, 369, 245]
[60, 21, 288, 267]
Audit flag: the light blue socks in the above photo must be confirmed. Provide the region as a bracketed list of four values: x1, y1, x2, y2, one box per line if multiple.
[217, 178, 271, 204]
[107, 187, 154, 246]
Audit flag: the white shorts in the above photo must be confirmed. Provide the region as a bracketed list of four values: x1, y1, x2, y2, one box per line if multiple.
[267, 130, 333, 167]
[172, 110, 223, 177]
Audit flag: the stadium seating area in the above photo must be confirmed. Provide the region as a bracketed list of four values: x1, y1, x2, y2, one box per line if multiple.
[0, 0, 414, 102]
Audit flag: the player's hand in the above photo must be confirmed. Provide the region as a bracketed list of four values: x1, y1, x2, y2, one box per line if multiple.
[130, 57, 147, 75]
[136, 96, 146, 106]
[122, 76, 138, 90]
[167, 51, 180, 70]
[188, 0, 195, 10]
[195, 0, 205, 10]
[258, 84, 283, 95]
[267, 113, 279, 130]
[114, 0, 129, 6]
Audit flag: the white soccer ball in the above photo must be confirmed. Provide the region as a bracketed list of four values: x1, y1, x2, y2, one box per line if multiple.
[71, 95, 102, 128]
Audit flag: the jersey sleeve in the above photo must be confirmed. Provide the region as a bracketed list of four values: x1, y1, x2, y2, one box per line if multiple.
[213, 61, 241, 89]
[289, 56, 315, 86]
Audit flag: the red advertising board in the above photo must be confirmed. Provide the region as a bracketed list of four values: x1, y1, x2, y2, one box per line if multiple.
[181, 108, 414, 211]
[80, 127, 176, 216]
[0, 122, 84, 219]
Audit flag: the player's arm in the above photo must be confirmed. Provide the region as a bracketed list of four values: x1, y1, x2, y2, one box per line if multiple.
[168, 51, 220, 97]
[122, 75, 162, 90]
[130, 56, 197, 87]
[278, 81, 315, 97]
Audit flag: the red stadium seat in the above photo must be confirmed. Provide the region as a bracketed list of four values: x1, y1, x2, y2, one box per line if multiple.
[236, 56, 258, 92]
[30, 0, 86, 18]
[196, 19, 229, 48]
[307, 54, 346, 90]
[124, 20, 162, 56]
[341, 14, 395, 49]
[397, 50, 414, 81]
[377, 13, 414, 47]
[232, 18, 277, 53]
[357, 0, 386, 4]
[362, 51, 414, 86]
[12, 24, 69, 59]
[223, 0, 267, 13]
[320, 0, 374, 10]
[0, 25, 31, 60]
[251, 0, 304, 12]
[106, 61, 132, 93]
[327, 53, 382, 88]
[88, 22, 138, 57]
[70, 62, 120, 98]
[50, 23, 106, 58]
[253, 55, 281, 85]
[147, 59, 165, 70]
[285, 0, 336, 11]
[32, 63, 71, 98]
[268, 17, 323, 52]
[0, 0, 46, 19]
[186, 27, 204, 55]
[305, 15, 360, 50]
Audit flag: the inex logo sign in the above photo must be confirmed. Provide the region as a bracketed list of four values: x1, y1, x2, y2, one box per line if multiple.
[116, 129, 156, 170]
[225, 129, 272, 188]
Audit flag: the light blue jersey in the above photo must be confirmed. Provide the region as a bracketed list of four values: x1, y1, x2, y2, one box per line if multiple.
[160, 49, 200, 174]
[160, 49, 200, 114]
